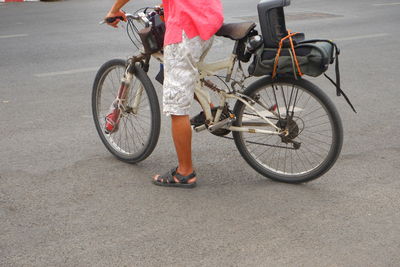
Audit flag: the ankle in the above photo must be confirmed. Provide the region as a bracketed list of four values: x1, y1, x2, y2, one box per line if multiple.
[177, 166, 194, 176]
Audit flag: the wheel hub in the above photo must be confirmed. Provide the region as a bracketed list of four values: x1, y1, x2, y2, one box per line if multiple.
[276, 118, 300, 143]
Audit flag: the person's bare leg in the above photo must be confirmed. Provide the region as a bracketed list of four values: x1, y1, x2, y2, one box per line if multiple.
[171, 115, 196, 182]
[153, 115, 196, 184]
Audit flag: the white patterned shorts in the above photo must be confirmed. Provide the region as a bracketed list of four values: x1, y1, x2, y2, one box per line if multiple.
[163, 33, 213, 116]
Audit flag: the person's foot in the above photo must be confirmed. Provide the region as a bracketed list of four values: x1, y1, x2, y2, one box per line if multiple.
[190, 107, 219, 127]
[190, 111, 206, 127]
[191, 106, 232, 136]
[104, 108, 121, 134]
[152, 167, 197, 188]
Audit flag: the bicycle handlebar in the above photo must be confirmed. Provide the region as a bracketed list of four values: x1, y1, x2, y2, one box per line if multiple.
[100, 6, 163, 27]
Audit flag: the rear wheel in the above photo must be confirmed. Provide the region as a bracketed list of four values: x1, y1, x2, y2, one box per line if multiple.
[233, 76, 343, 183]
[92, 59, 161, 163]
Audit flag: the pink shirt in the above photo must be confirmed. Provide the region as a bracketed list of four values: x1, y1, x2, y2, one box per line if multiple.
[162, 0, 224, 46]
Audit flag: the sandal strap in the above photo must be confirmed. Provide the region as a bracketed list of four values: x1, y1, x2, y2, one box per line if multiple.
[154, 168, 172, 184]
[174, 169, 196, 184]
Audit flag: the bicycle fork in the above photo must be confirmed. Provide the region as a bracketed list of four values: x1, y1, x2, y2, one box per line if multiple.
[116, 67, 144, 115]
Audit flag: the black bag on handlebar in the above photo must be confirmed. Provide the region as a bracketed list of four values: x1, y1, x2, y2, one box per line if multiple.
[138, 14, 165, 54]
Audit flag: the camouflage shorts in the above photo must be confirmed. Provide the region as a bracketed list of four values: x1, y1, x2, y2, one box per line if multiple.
[163, 33, 213, 116]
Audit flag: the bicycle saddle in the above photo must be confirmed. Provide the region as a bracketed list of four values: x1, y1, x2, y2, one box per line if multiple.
[216, 22, 257, 40]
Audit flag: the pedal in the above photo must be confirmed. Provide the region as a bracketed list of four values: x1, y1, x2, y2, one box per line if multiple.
[193, 124, 207, 132]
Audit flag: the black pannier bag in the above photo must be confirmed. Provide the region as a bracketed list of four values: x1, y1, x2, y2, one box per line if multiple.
[248, 40, 335, 77]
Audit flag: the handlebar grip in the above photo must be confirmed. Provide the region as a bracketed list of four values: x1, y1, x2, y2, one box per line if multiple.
[105, 16, 125, 24]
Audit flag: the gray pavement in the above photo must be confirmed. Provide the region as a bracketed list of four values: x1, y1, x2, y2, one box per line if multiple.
[1, 0, 400, 266]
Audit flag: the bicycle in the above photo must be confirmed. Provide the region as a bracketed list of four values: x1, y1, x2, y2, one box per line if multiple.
[92, 3, 345, 184]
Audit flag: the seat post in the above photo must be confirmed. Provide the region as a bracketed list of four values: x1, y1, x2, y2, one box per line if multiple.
[225, 41, 239, 82]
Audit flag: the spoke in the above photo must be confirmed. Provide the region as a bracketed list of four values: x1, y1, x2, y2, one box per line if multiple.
[290, 147, 294, 173]
[284, 143, 288, 173]
[125, 118, 134, 153]
[295, 89, 305, 107]
[259, 94, 271, 110]
[302, 130, 332, 138]
[299, 132, 332, 146]
[104, 77, 117, 100]
[306, 121, 331, 129]
[303, 128, 332, 133]
[271, 84, 282, 119]
[303, 113, 328, 122]
[300, 106, 324, 119]
[109, 69, 119, 96]
[299, 146, 316, 169]
[245, 131, 275, 142]
[264, 89, 274, 108]
[251, 134, 278, 157]
[103, 78, 117, 101]
[280, 84, 288, 115]
[291, 86, 299, 115]
[257, 138, 281, 163]
[133, 114, 151, 126]
[296, 148, 311, 171]
[127, 118, 140, 151]
[122, 117, 130, 152]
[296, 94, 312, 118]
[128, 79, 139, 105]
[242, 111, 278, 123]
[300, 142, 326, 163]
[247, 134, 277, 154]
[138, 99, 150, 109]
[287, 84, 295, 116]
[246, 135, 269, 149]
[126, 117, 138, 152]
[268, 140, 282, 170]
[134, 112, 152, 120]
[297, 136, 330, 153]
[115, 124, 122, 150]
[133, 116, 150, 145]
[275, 139, 282, 171]
[129, 115, 145, 145]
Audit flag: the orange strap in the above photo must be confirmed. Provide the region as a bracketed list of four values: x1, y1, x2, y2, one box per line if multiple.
[272, 30, 303, 79]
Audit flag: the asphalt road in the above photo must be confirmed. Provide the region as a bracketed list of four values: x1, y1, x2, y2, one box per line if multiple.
[1, 0, 400, 266]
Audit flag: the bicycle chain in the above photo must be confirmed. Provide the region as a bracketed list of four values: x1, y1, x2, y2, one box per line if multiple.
[219, 135, 298, 150]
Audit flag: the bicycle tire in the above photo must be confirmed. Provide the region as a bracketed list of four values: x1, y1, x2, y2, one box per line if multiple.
[232, 76, 343, 183]
[92, 59, 161, 163]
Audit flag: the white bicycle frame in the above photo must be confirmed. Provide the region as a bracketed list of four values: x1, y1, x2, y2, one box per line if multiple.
[147, 49, 283, 136]
[123, 12, 284, 137]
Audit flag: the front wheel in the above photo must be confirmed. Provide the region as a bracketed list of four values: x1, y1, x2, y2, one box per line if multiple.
[92, 59, 161, 163]
[233, 76, 343, 183]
